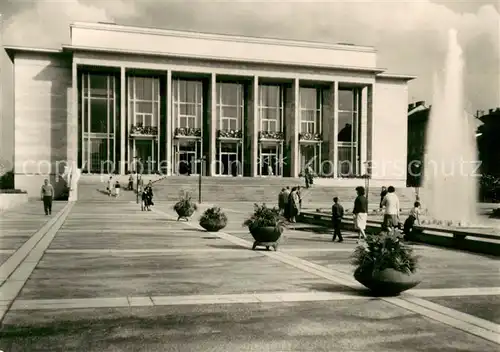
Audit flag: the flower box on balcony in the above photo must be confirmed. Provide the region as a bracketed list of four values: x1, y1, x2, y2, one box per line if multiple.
[299, 132, 322, 141]
[259, 131, 284, 140]
[175, 127, 202, 138]
[217, 129, 243, 139]
[130, 125, 158, 137]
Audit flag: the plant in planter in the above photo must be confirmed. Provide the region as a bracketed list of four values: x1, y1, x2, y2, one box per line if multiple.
[199, 206, 228, 232]
[243, 203, 284, 251]
[351, 230, 421, 296]
[173, 193, 197, 221]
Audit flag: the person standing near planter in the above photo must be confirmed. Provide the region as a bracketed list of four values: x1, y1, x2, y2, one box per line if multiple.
[379, 186, 387, 211]
[283, 186, 291, 220]
[40, 179, 54, 215]
[106, 176, 113, 197]
[114, 180, 121, 198]
[288, 187, 301, 223]
[381, 186, 400, 231]
[331, 197, 344, 242]
[278, 188, 286, 215]
[353, 186, 368, 242]
[403, 201, 421, 239]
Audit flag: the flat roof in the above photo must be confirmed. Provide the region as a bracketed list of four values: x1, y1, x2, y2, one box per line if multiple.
[61, 44, 387, 74]
[376, 73, 416, 81]
[71, 21, 376, 53]
[3, 45, 63, 61]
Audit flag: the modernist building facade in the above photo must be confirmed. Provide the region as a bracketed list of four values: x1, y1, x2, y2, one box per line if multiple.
[5, 22, 414, 194]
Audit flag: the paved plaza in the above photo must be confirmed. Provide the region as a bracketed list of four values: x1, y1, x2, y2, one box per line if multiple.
[0, 199, 499, 351]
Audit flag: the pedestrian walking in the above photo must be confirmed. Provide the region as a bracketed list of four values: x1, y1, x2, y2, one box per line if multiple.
[40, 179, 54, 215]
[331, 197, 344, 242]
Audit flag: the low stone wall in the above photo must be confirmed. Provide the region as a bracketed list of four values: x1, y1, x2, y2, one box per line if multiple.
[0, 192, 29, 212]
[298, 211, 500, 257]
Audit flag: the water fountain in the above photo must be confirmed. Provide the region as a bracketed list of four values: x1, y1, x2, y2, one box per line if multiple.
[421, 28, 480, 227]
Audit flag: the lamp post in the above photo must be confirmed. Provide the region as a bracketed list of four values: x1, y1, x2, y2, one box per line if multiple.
[198, 155, 206, 204]
[133, 156, 141, 204]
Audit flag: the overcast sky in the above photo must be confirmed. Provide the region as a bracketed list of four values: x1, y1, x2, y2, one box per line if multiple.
[1, 0, 499, 113]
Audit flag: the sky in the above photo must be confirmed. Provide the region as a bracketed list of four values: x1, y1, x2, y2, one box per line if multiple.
[0, 0, 499, 113]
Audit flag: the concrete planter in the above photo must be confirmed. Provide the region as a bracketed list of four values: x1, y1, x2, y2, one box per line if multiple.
[174, 206, 195, 221]
[249, 226, 283, 251]
[199, 219, 227, 232]
[354, 267, 421, 296]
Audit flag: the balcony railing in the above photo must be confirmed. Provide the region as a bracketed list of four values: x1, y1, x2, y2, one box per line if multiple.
[259, 131, 284, 140]
[217, 129, 243, 139]
[174, 127, 202, 138]
[299, 132, 322, 141]
[130, 125, 158, 136]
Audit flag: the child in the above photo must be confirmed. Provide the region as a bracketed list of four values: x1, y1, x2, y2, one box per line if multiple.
[114, 180, 121, 198]
[403, 201, 421, 239]
[331, 197, 344, 242]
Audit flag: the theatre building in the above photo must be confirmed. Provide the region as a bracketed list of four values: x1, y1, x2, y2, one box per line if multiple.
[4, 22, 414, 194]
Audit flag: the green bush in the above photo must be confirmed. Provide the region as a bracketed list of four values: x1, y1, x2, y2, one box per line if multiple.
[0, 170, 14, 190]
[199, 206, 228, 231]
[351, 230, 419, 275]
[243, 203, 282, 230]
[173, 193, 197, 217]
[0, 189, 26, 194]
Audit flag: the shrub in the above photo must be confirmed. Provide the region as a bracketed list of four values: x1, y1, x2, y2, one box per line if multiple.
[199, 206, 228, 231]
[351, 230, 419, 275]
[173, 192, 197, 217]
[0, 189, 26, 194]
[243, 203, 282, 230]
[0, 170, 14, 190]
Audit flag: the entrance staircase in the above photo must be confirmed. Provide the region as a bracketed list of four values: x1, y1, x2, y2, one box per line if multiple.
[76, 175, 417, 209]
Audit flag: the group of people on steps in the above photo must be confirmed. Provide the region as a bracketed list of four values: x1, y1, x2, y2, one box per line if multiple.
[278, 186, 303, 223]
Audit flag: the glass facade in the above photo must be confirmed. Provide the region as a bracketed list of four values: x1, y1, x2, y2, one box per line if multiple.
[77, 71, 368, 178]
[337, 88, 361, 176]
[259, 85, 283, 132]
[173, 80, 203, 129]
[299, 88, 322, 134]
[217, 83, 244, 131]
[80, 73, 118, 173]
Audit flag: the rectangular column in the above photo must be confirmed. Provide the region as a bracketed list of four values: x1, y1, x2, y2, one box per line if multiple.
[120, 67, 126, 175]
[69, 61, 78, 170]
[359, 85, 368, 175]
[208, 73, 217, 176]
[165, 70, 172, 175]
[332, 81, 339, 178]
[366, 85, 374, 175]
[249, 76, 259, 177]
[290, 78, 300, 178]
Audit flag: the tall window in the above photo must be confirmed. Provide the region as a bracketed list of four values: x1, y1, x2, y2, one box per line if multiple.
[337, 88, 361, 176]
[173, 80, 203, 129]
[300, 87, 322, 134]
[217, 83, 244, 131]
[128, 76, 160, 127]
[80, 73, 117, 173]
[259, 85, 283, 132]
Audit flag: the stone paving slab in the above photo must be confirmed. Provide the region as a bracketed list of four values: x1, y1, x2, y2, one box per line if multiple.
[425, 295, 500, 324]
[17, 251, 346, 299]
[1, 300, 498, 352]
[0, 202, 65, 251]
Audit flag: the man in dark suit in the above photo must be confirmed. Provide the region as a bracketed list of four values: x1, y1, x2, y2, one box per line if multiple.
[331, 197, 344, 242]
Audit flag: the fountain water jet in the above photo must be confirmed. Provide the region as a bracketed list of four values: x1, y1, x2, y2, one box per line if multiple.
[422, 29, 479, 227]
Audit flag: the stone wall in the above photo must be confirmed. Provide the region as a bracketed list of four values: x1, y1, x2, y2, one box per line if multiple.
[371, 77, 409, 183]
[13, 52, 72, 197]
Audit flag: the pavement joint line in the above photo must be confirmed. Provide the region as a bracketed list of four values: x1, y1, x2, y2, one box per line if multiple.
[44, 248, 255, 254]
[151, 206, 500, 345]
[10, 291, 371, 310]
[384, 296, 500, 344]
[410, 287, 500, 297]
[0, 202, 74, 322]
[0, 204, 70, 282]
[403, 295, 500, 333]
